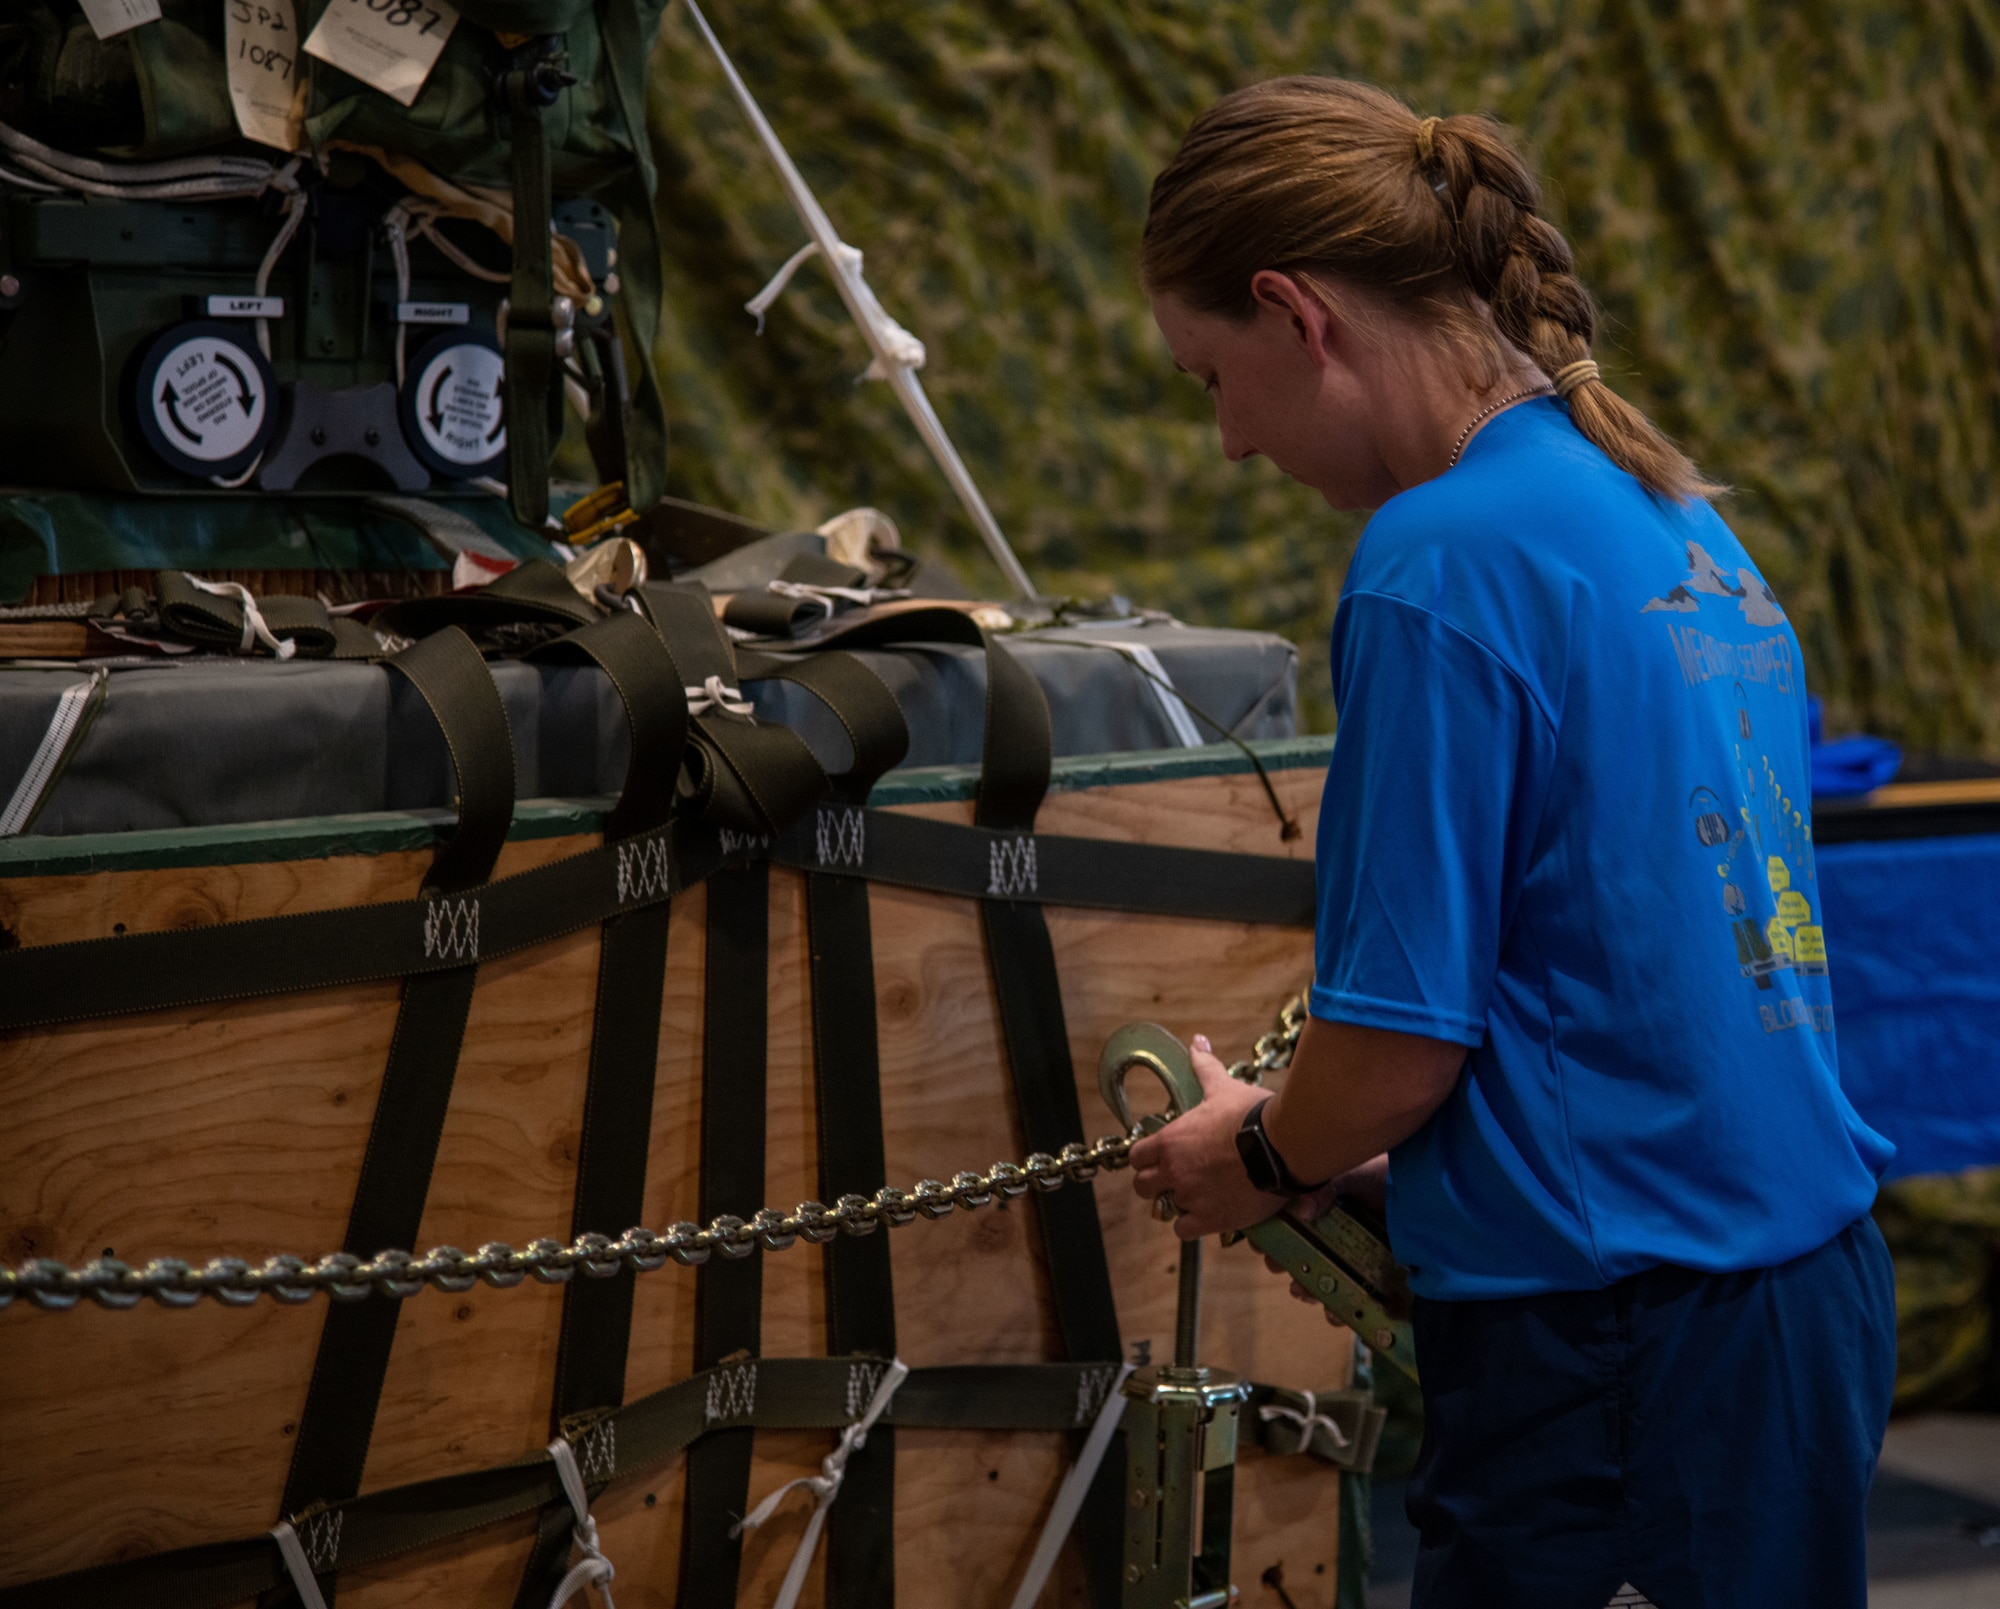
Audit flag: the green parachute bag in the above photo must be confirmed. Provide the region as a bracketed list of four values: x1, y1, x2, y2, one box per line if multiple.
[0, 0, 668, 524]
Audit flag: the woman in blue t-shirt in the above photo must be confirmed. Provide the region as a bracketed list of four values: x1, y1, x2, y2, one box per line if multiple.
[1128, 77, 1896, 1609]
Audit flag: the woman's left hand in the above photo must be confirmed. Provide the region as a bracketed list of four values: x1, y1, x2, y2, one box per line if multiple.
[1127, 1033, 1287, 1240]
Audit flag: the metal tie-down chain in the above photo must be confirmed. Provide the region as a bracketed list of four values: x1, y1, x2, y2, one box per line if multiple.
[1, 994, 1310, 1317]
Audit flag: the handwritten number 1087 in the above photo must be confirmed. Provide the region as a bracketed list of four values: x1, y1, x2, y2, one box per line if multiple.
[349, 0, 445, 33]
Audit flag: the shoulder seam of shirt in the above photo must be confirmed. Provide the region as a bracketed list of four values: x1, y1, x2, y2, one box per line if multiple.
[1339, 589, 1562, 737]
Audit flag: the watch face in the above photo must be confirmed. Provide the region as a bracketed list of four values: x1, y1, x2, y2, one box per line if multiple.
[399, 331, 507, 479]
[132, 320, 279, 479]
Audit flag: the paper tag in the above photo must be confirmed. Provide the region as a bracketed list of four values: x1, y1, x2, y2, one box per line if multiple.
[226, 0, 307, 152]
[304, 0, 459, 109]
[77, 0, 161, 40]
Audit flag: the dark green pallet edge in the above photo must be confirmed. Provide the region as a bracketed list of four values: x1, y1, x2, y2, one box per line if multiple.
[0, 735, 1334, 878]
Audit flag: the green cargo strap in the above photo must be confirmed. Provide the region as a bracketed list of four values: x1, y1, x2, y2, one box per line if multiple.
[154, 570, 340, 659]
[276, 628, 515, 1607]
[634, 580, 833, 836]
[0, 812, 1310, 1033]
[741, 645, 912, 1606]
[0, 1358, 1134, 1609]
[513, 610, 690, 1609]
[972, 629, 1126, 1609]
[680, 857, 771, 1609]
[503, 44, 565, 531]
[373, 558, 596, 641]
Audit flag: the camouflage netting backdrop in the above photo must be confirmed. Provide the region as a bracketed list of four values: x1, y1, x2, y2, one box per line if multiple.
[631, 0, 2000, 741]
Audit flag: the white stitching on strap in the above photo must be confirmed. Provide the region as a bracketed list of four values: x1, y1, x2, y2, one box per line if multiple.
[732, 1358, 909, 1609]
[705, 1362, 757, 1424]
[545, 1436, 617, 1609]
[182, 573, 297, 659]
[987, 835, 1037, 897]
[815, 806, 864, 869]
[615, 837, 670, 902]
[1257, 1387, 1350, 1456]
[423, 897, 480, 961]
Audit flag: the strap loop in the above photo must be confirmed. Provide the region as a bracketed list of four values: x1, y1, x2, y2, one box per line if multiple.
[732, 1359, 910, 1609]
[1257, 1387, 1351, 1456]
[545, 1437, 617, 1609]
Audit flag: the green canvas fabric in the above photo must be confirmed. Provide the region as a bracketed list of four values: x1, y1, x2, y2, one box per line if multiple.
[0, 0, 670, 508]
[641, 0, 2000, 745]
[1875, 1168, 2000, 1410]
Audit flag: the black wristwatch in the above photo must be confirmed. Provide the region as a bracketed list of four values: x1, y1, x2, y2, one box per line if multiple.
[1235, 1096, 1328, 1196]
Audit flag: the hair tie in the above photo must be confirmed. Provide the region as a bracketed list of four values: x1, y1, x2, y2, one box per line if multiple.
[1415, 115, 1440, 165]
[1551, 358, 1600, 398]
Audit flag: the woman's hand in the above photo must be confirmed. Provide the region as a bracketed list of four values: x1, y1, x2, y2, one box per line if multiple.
[1127, 1033, 1285, 1240]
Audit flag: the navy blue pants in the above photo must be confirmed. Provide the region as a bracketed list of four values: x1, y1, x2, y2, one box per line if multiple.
[1406, 1215, 1896, 1609]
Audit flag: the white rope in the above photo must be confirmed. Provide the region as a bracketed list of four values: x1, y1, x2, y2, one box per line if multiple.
[681, 0, 1035, 600]
[0, 670, 104, 837]
[744, 239, 926, 380]
[1005, 1361, 1135, 1609]
[384, 205, 414, 385]
[268, 1522, 331, 1609]
[1069, 638, 1204, 748]
[253, 167, 308, 359]
[1257, 1388, 1350, 1457]
[685, 675, 754, 716]
[545, 1437, 618, 1609]
[183, 574, 297, 659]
[765, 578, 912, 621]
[732, 1358, 909, 1609]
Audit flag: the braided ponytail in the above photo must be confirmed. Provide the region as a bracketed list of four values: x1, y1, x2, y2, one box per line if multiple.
[1143, 78, 1719, 502]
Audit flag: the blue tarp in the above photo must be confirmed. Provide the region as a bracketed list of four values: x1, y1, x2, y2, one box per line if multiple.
[1821, 831, 2000, 1179]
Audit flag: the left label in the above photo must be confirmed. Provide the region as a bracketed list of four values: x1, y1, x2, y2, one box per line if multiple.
[76, 0, 160, 40]
[304, 0, 460, 109]
[227, 0, 307, 152]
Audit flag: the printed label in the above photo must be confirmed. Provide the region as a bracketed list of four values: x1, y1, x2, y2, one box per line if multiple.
[205, 295, 287, 320]
[397, 301, 470, 325]
[77, 0, 160, 40]
[304, 0, 459, 109]
[226, 0, 306, 151]
[410, 341, 504, 466]
[149, 336, 267, 464]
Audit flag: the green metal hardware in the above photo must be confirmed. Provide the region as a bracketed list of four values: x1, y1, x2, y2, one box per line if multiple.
[1097, 1022, 1419, 1385]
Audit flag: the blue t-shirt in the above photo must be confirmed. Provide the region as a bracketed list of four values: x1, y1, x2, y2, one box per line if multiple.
[1312, 398, 1893, 1301]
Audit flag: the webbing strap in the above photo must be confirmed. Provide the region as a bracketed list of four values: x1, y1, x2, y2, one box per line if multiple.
[735, 648, 909, 800]
[0, 1360, 1131, 1609]
[504, 61, 558, 532]
[0, 817, 1308, 1033]
[680, 861, 769, 1609]
[808, 870, 898, 1606]
[277, 634, 515, 1601]
[512, 614, 689, 1609]
[969, 631, 1125, 1608]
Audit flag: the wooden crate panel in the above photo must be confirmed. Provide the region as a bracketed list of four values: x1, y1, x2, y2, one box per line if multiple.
[0, 758, 1349, 1607]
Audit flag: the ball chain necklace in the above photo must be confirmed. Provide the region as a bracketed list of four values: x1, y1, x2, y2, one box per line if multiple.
[1446, 384, 1555, 469]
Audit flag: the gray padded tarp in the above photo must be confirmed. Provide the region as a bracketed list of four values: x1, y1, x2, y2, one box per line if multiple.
[0, 623, 1296, 835]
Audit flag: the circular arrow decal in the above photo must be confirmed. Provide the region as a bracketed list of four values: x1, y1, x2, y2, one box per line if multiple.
[399, 332, 506, 480]
[133, 321, 277, 479]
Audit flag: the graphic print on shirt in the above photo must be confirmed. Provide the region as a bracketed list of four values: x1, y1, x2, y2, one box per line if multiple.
[1648, 541, 1830, 1033]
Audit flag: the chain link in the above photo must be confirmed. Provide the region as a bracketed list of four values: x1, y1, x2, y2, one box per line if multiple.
[3, 995, 1313, 1318]
[1227, 989, 1309, 1085]
[0, 1135, 1135, 1315]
